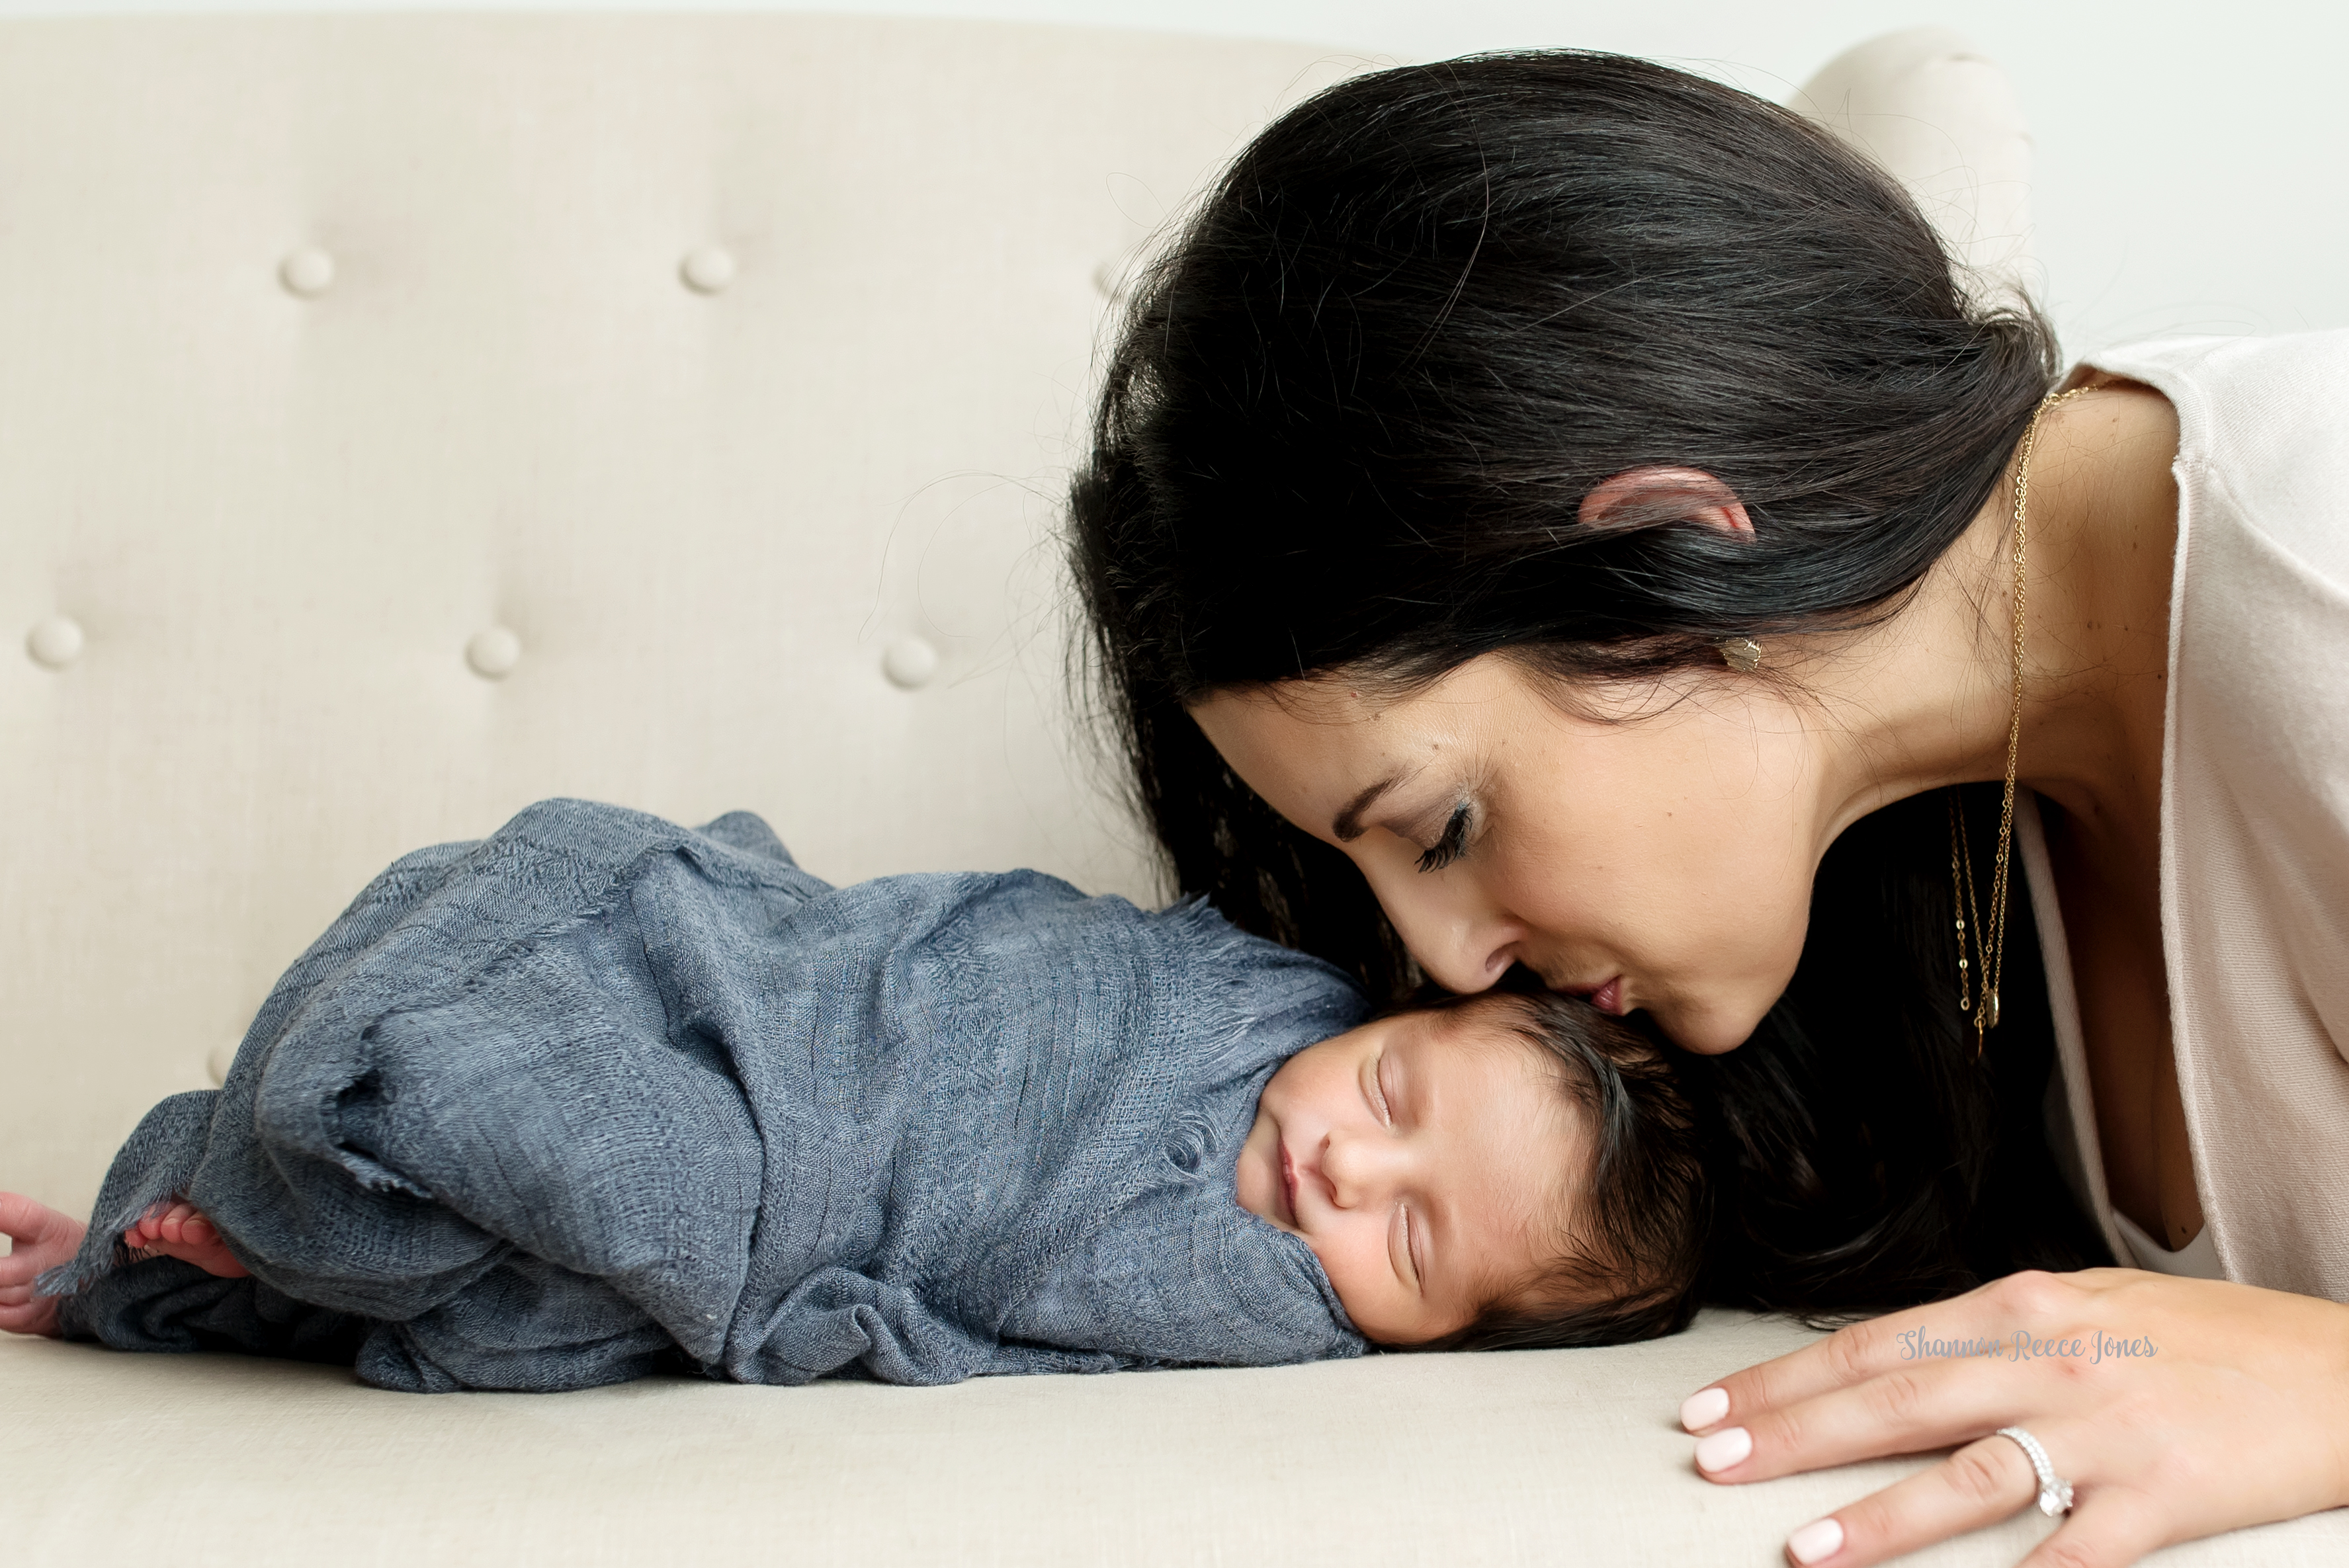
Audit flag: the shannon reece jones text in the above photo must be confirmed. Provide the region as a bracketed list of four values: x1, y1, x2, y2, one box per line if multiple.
[1895, 1328, 2159, 1365]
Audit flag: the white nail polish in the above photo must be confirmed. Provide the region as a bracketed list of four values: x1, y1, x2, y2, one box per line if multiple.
[1693, 1425, 1752, 1473]
[1680, 1385, 1730, 1430]
[1788, 1518, 1844, 1565]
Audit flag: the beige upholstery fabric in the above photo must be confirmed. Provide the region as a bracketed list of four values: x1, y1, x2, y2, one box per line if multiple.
[7, 1315, 2344, 1566]
[1793, 28, 2035, 306]
[0, 14, 1360, 1217]
[4, 19, 2344, 1565]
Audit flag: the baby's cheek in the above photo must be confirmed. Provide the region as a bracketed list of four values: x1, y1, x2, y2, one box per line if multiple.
[1309, 1233, 1387, 1337]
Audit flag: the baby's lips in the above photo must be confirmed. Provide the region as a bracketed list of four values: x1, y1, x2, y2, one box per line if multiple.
[1277, 1138, 1304, 1227]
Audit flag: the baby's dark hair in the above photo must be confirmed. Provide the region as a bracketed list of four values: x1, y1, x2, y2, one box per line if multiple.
[1405, 987, 1707, 1352]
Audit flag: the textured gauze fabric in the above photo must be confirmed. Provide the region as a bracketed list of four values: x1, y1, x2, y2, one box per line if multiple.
[42, 799, 1369, 1390]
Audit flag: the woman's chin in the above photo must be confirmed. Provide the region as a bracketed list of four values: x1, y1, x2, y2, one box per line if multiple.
[1650, 993, 1774, 1057]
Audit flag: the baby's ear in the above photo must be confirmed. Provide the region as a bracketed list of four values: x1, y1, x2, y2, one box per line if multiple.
[1578, 466, 1753, 536]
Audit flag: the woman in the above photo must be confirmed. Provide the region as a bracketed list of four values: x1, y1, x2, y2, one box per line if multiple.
[1070, 50, 2349, 1568]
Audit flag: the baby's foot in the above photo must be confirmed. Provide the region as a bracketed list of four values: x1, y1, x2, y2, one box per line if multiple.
[124, 1201, 249, 1280]
[0, 1192, 89, 1337]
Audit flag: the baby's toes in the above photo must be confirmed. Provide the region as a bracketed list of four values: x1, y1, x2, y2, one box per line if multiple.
[127, 1200, 191, 1249]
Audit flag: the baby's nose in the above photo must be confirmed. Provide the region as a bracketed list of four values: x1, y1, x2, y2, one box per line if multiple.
[1319, 1129, 1411, 1207]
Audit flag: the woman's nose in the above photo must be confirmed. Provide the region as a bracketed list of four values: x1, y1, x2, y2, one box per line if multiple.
[1373, 882, 1517, 994]
[1318, 1128, 1411, 1209]
[1414, 937, 1512, 995]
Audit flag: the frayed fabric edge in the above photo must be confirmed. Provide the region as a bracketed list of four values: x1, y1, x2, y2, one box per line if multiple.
[36, 1089, 218, 1299]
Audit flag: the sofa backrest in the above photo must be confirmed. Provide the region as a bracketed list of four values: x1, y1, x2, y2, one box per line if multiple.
[0, 18, 2031, 1218]
[0, 15, 1360, 1212]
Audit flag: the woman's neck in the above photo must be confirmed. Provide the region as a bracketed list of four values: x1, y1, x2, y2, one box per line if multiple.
[1806, 382, 2182, 846]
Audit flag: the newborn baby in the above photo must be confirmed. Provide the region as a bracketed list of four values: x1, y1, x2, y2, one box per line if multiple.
[0, 800, 1703, 1391]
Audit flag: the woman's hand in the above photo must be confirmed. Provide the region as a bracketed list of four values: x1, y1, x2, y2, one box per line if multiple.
[0, 1192, 87, 1338]
[1679, 1268, 2349, 1567]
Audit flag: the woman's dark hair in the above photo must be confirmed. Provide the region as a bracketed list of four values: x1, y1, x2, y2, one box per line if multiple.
[1686, 783, 2111, 1317]
[1399, 988, 1708, 1352]
[1070, 52, 2108, 1316]
[1072, 50, 2061, 995]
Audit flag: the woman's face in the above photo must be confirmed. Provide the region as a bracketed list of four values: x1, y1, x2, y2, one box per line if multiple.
[1191, 654, 1828, 1055]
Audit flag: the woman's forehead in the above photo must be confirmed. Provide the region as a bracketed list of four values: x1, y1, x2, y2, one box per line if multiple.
[1191, 688, 1412, 831]
[1193, 661, 1527, 747]
[1191, 663, 1542, 815]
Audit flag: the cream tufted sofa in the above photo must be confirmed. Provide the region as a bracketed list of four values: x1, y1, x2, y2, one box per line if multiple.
[3, 17, 2344, 1565]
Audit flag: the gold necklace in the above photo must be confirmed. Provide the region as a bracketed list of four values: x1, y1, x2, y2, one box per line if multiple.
[1950, 386, 2095, 1055]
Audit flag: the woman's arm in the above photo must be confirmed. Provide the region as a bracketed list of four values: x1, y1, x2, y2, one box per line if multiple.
[1681, 1268, 2349, 1567]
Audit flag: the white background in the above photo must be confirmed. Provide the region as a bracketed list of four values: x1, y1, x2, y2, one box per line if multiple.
[3, 0, 2341, 356]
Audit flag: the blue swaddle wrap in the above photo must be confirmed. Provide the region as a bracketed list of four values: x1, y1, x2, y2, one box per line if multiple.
[48, 800, 1369, 1389]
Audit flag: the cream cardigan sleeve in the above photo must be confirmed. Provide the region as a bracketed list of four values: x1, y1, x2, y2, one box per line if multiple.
[2024, 331, 2349, 1302]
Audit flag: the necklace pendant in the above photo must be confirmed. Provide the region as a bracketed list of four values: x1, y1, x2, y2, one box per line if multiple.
[1983, 991, 2000, 1030]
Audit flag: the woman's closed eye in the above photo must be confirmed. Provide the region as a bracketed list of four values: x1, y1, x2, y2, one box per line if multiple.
[1416, 803, 1473, 872]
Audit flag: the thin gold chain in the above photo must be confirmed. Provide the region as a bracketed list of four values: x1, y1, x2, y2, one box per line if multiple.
[1948, 790, 1985, 1018]
[1955, 384, 2098, 1057]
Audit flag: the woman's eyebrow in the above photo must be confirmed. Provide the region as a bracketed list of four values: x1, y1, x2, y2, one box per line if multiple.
[1331, 769, 1416, 841]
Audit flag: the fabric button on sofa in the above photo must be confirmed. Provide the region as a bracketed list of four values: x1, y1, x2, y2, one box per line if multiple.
[4, 16, 2344, 1565]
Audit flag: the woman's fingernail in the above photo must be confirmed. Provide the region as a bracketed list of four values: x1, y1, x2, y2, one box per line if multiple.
[1787, 1518, 1844, 1565]
[1680, 1386, 1730, 1430]
[1693, 1425, 1753, 1473]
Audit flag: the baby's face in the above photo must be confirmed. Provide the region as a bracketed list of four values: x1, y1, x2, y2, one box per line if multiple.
[1235, 1003, 1583, 1344]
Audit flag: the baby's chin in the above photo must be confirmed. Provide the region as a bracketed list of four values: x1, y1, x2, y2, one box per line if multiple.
[1231, 1107, 1289, 1229]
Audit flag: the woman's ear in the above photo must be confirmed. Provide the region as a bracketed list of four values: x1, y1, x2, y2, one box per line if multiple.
[1577, 466, 1754, 536]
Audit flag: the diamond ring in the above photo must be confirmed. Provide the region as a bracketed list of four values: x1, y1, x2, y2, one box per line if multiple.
[1993, 1426, 2074, 1518]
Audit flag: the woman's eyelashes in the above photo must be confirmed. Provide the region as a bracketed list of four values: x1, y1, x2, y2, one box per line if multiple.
[1415, 803, 1473, 872]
